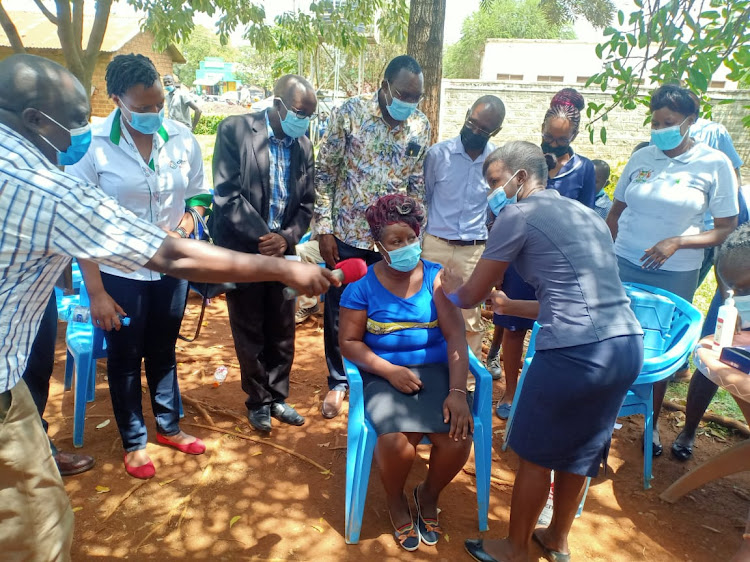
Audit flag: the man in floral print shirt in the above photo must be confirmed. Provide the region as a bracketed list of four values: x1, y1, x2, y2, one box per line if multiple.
[313, 55, 431, 419]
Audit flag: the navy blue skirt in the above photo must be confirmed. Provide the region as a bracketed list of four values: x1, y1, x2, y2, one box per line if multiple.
[507, 334, 643, 477]
[493, 264, 536, 331]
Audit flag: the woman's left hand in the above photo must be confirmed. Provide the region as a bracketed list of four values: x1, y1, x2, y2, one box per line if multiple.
[640, 237, 680, 270]
[443, 391, 473, 441]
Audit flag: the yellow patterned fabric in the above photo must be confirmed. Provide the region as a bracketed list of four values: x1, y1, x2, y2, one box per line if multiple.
[366, 318, 439, 335]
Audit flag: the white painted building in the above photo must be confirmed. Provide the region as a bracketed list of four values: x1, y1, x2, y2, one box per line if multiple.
[480, 39, 737, 90]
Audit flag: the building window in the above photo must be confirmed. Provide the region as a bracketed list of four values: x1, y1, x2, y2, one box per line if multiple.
[577, 76, 591, 84]
[496, 73, 524, 81]
[710, 81, 726, 89]
[537, 75, 564, 83]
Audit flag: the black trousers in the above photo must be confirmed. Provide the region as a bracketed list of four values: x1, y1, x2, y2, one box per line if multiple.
[22, 292, 58, 454]
[226, 281, 295, 410]
[323, 238, 381, 391]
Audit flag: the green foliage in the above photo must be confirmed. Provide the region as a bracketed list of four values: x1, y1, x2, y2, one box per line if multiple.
[192, 114, 227, 136]
[174, 26, 241, 87]
[244, 0, 409, 59]
[586, 0, 750, 141]
[444, 0, 576, 79]
[480, 0, 615, 28]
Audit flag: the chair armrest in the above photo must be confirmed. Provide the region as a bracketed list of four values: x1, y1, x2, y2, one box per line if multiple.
[468, 347, 492, 422]
[344, 358, 366, 428]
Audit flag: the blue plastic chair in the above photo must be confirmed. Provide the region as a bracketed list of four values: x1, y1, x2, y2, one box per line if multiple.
[343, 348, 492, 544]
[504, 284, 702, 489]
[63, 281, 184, 448]
[63, 283, 106, 448]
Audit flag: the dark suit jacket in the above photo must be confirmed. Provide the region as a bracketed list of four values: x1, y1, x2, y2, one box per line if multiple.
[211, 112, 314, 255]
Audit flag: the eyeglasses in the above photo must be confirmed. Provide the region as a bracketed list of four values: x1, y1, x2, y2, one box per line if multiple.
[388, 82, 423, 104]
[542, 132, 574, 145]
[463, 118, 496, 137]
[277, 98, 318, 120]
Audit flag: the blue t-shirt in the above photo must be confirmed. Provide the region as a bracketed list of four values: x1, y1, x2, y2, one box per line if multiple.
[340, 259, 447, 366]
[547, 152, 597, 209]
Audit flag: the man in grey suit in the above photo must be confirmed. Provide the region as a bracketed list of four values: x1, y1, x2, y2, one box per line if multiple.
[211, 75, 317, 432]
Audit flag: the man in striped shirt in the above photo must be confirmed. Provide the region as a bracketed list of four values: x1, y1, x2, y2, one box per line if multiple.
[0, 54, 336, 561]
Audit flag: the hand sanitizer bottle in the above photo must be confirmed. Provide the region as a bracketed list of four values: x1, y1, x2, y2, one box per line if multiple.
[713, 290, 738, 351]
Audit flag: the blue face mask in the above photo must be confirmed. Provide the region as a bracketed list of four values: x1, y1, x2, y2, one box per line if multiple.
[382, 240, 422, 272]
[277, 98, 311, 139]
[165, 85, 175, 93]
[385, 83, 418, 122]
[120, 101, 164, 135]
[37, 111, 92, 166]
[487, 170, 522, 215]
[651, 117, 688, 151]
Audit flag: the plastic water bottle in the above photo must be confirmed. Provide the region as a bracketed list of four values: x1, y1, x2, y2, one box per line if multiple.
[213, 366, 228, 387]
[62, 305, 130, 326]
[537, 471, 591, 526]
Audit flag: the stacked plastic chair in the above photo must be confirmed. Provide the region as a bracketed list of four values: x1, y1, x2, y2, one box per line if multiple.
[343, 349, 493, 544]
[504, 283, 702, 489]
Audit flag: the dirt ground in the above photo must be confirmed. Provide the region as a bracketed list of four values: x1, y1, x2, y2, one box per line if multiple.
[46, 293, 749, 561]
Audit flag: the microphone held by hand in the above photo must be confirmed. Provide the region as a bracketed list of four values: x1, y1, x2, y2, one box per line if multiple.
[283, 258, 368, 300]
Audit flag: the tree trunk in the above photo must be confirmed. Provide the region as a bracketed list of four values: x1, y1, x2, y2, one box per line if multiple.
[0, 3, 27, 53]
[407, 0, 445, 145]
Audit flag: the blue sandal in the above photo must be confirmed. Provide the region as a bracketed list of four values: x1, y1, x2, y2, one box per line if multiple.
[495, 402, 512, 420]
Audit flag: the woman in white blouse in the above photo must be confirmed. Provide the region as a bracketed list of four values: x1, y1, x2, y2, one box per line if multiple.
[606, 83, 738, 458]
[68, 54, 212, 479]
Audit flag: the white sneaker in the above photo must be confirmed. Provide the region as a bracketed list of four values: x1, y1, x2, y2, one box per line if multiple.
[295, 303, 320, 324]
[486, 356, 503, 380]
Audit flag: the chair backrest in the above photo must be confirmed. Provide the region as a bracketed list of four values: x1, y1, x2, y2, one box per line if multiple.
[624, 284, 676, 359]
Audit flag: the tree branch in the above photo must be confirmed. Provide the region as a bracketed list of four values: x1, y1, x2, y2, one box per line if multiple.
[33, 0, 58, 25]
[0, 1, 26, 53]
[84, 0, 112, 65]
[54, 0, 85, 83]
[72, 0, 83, 48]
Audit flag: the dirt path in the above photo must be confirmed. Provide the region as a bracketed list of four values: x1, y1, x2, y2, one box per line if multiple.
[47, 293, 748, 561]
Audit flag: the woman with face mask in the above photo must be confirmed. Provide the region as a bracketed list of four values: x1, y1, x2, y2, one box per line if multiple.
[490, 89, 598, 421]
[66, 54, 212, 479]
[443, 141, 644, 562]
[606, 83, 739, 458]
[339, 194, 473, 552]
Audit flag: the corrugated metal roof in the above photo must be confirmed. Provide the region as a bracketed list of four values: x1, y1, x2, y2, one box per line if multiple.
[0, 10, 184, 62]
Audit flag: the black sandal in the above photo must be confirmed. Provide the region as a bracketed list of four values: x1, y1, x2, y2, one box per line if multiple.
[671, 441, 693, 461]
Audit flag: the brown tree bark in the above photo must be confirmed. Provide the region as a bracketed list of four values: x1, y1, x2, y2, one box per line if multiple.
[407, 0, 445, 145]
[0, 2, 27, 53]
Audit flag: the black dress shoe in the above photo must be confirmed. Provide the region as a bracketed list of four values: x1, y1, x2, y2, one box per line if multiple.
[671, 441, 693, 461]
[271, 402, 305, 426]
[55, 451, 95, 476]
[247, 404, 272, 432]
[465, 539, 499, 562]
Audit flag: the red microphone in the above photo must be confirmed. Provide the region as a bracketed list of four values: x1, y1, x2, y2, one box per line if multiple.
[282, 258, 368, 300]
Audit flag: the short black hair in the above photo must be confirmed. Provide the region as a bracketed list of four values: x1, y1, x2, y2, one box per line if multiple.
[592, 159, 610, 176]
[106, 54, 160, 97]
[649, 84, 698, 118]
[384, 55, 422, 82]
[717, 222, 750, 273]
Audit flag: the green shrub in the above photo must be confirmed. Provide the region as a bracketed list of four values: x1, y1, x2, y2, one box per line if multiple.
[193, 114, 227, 136]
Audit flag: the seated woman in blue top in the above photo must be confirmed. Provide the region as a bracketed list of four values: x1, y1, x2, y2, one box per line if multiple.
[444, 141, 643, 562]
[339, 194, 473, 553]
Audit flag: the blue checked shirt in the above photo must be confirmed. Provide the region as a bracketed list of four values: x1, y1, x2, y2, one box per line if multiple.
[0, 123, 167, 392]
[266, 111, 293, 231]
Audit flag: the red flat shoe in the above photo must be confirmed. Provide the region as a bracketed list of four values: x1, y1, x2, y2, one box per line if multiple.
[157, 433, 206, 455]
[123, 453, 155, 480]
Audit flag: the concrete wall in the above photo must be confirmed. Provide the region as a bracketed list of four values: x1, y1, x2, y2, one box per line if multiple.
[481, 39, 737, 90]
[439, 80, 750, 176]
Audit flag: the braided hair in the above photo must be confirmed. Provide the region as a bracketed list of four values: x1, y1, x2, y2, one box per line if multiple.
[365, 194, 425, 242]
[543, 88, 585, 136]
